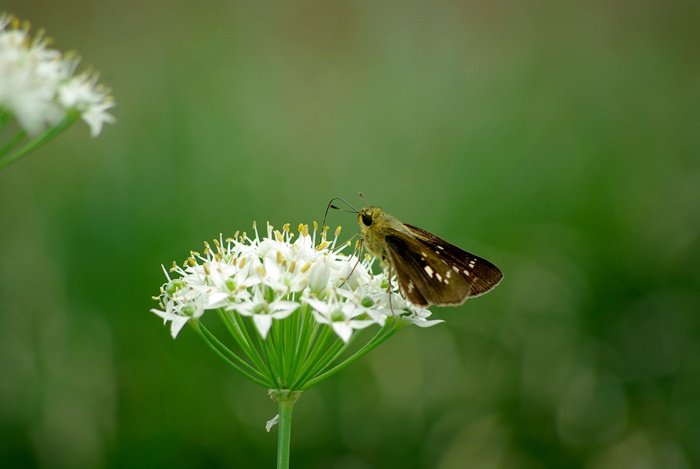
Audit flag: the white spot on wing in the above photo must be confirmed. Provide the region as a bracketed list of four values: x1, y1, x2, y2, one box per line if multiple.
[424, 266, 434, 278]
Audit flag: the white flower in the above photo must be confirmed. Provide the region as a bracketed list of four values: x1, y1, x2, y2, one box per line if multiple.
[152, 274, 205, 339]
[399, 308, 444, 328]
[231, 288, 299, 339]
[152, 222, 441, 342]
[0, 14, 114, 136]
[304, 291, 376, 343]
[0, 19, 63, 134]
[57, 71, 115, 137]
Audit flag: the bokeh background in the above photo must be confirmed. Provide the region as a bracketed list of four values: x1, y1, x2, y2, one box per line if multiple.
[1, 1, 699, 467]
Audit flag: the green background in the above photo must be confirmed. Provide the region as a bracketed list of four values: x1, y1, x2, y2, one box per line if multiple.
[1, 1, 699, 467]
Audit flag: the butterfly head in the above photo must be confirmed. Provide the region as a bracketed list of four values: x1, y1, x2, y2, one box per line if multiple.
[358, 205, 408, 235]
[357, 206, 384, 234]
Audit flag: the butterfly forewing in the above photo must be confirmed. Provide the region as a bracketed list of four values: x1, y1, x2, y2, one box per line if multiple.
[384, 226, 503, 306]
[404, 224, 504, 297]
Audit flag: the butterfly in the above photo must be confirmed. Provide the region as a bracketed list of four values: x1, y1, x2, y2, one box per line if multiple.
[326, 195, 503, 307]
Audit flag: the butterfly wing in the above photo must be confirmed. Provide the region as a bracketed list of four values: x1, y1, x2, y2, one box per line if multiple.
[403, 224, 504, 296]
[384, 225, 503, 307]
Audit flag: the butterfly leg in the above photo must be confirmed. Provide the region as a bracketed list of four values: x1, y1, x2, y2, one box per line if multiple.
[338, 238, 364, 289]
[386, 265, 396, 316]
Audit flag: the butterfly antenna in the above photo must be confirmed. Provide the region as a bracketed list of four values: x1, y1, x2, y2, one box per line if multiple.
[322, 197, 359, 229]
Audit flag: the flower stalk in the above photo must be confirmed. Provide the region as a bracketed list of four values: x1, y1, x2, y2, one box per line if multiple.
[269, 390, 301, 469]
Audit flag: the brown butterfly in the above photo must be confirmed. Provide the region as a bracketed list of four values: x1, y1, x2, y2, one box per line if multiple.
[356, 206, 503, 307]
[326, 196, 503, 307]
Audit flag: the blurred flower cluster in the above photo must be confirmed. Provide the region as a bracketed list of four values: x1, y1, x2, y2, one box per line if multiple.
[0, 13, 114, 169]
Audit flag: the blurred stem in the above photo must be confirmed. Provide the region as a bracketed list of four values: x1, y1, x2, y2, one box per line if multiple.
[0, 109, 10, 129]
[270, 389, 301, 469]
[0, 129, 26, 160]
[0, 111, 79, 170]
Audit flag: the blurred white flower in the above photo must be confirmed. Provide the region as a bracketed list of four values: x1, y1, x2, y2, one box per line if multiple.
[57, 70, 115, 136]
[152, 223, 440, 343]
[0, 14, 114, 137]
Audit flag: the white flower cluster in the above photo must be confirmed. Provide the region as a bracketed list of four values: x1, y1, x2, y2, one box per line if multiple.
[152, 223, 441, 343]
[0, 14, 114, 136]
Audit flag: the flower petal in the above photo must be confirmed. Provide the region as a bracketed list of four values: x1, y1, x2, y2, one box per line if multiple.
[253, 315, 273, 339]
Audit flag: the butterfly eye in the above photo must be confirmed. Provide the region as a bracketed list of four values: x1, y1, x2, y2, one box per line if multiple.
[361, 213, 373, 227]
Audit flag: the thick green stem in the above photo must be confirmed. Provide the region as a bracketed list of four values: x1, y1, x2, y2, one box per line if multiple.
[270, 390, 302, 469]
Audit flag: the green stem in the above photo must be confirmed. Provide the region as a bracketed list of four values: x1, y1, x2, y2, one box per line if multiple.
[297, 335, 347, 384]
[300, 319, 401, 391]
[198, 323, 272, 384]
[231, 311, 273, 376]
[0, 129, 26, 160]
[287, 308, 317, 385]
[288, 325, 334, 389]
[271, 390, 301, 469]
[256, 325, 283, 388]
[0, 112, 80, 170]
[0, 109, 12, 133]
[218, 309, 269, 375]
[193, 323, 273, 388]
